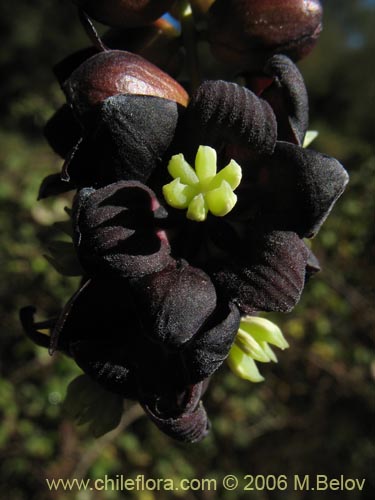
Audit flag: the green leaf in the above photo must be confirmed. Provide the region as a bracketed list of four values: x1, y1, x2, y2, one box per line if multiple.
[63, 375, 124, 438]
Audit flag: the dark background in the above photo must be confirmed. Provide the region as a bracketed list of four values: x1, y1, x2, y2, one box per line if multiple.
[0, 0, 374, 499]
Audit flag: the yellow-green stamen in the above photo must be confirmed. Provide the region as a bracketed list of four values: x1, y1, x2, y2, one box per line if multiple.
[303, 130, 319, 148]
[162, 145, 242, 222]
[227, 316, 289, 383]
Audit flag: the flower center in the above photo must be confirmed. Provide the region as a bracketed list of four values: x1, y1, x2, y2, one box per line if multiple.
[162, 145, 242, 222]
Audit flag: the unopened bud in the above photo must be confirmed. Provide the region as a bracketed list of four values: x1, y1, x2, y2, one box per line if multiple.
[227, 316, 289, 383]
[208, 0, 323, 71]
[64, 50, 189, 122]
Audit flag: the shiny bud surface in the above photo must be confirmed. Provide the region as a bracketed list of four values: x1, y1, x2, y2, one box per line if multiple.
[64, 50, 189, 120]
[208, 0, 323, 70]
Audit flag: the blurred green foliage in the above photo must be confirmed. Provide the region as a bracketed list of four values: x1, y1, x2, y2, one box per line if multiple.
[0, 1, 374, 499]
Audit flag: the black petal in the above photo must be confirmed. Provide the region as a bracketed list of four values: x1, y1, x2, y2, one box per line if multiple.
[184, 80, 277, 161]
[306, 248, 321, 279]
[130, 260, 217, 348]
[73, 181, 173, 278]
[265, 141, 349, 237]
[141, 382, 210, 443]
[212, 230, 310, 313]
[70, 339, 138, 399]
[89, 94, 179, 183]
[262, 55, 309, 145]
[49, 278, 93, 354]
[49, 278, 141, 398]
[62, 95, 180, 188]
[183, 302, 240, 383]
[50, 278, 185, 397]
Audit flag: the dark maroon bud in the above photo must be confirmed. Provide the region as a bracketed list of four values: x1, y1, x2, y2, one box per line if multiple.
[72, 0, 176, 28]
[73, 181, 173, 279]
[130, 260, 217, 348]
[63, 50, 189, 124]
[208, 0, 323, 71]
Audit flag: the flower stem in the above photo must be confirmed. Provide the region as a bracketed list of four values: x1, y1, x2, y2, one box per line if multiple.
[178, 0, 201, 93]
[78, 8, 107, 52]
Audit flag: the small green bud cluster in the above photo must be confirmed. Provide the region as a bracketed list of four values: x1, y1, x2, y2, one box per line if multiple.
[227, 316, 289, 382]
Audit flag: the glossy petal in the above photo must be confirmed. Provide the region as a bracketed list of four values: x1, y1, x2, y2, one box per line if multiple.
[63, 50, 188, 122]
[212, 230, 310, 313]
[73, 181, 173, 278]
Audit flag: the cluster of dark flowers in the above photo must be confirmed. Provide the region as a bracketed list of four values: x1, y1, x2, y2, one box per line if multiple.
[21, 0, 348, 442]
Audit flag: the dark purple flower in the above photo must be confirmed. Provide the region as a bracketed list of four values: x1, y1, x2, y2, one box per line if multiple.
[39, 49, 188, 198]
[26, 51, 347, 443]
[71, 56, 348, 318]
[21, 272, 239, 442]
